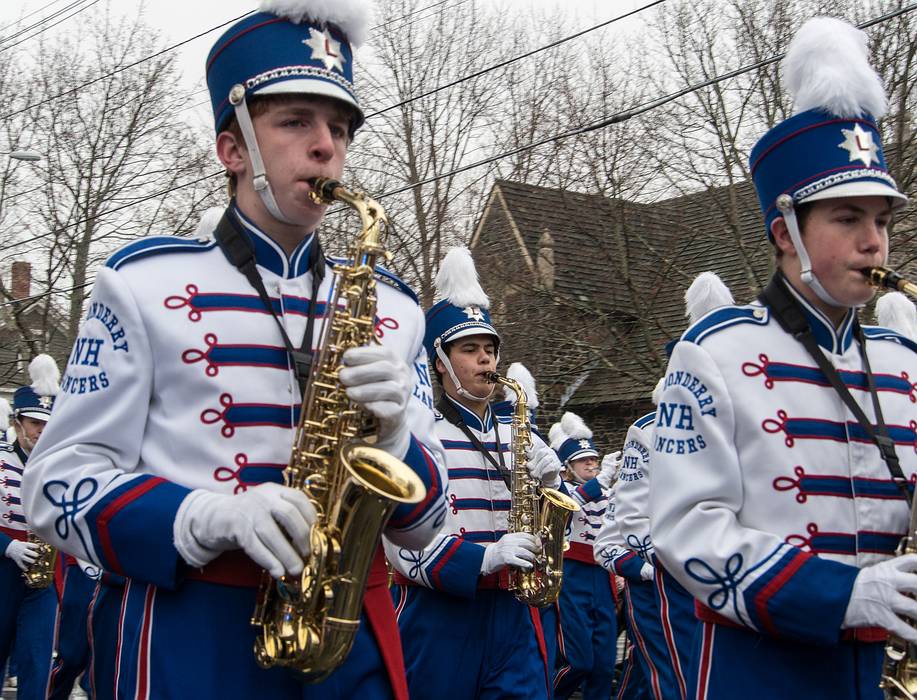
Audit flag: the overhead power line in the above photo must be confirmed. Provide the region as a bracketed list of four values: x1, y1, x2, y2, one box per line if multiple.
[0, 0, 101, 54]
[0, 0, 70, 35]
[2, 1, 915, 309]
[0, 0, 86, 45]
[0, 0, 479, 122]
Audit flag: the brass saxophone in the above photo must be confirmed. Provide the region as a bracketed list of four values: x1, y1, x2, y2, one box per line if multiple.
[486, 371, 579, 606]
[866, 266, 917, 698]
[22, 532, 56, 589]
[881, 493, 917, 699]
[251, 177, 426, 682]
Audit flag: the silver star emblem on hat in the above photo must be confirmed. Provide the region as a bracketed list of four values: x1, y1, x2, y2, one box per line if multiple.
[838, 124, 879, 167]
[579, 439, 591, 449]
[462, 306, 484, 321]
[39, 395, 52, 408]
[303, 27, 345, 72]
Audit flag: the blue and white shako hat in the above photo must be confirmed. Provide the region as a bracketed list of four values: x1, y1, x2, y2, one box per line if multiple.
[13, 354, 60, 422]
[424, 246, 499, 400]
[206, 0, 369, 224]
[548, 412, 598, 465]
[749, 17, 907, 307]
[491, 362, 539, 423]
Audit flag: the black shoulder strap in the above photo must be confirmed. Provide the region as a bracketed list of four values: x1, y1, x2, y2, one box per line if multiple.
[213, 206, 325, 395]
[437, 396, 511, 489]
[759, 273, 910, 506]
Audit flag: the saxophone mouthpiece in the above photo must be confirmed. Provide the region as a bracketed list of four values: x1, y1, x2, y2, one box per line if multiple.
[308, 177, 342, 203]
[485, 371, 501, 383]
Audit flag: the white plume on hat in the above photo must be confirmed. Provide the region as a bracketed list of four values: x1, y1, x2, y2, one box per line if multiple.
[685, 271, 734, 324]
[784, 17, 887, 119]
[876, 291, 917, 341]
[505, 362, 539, 409]
[29, 354, 60, 397]
[434, 246, 490, 309]
[651, 377, 665, 407]
[550, 411, 592, 450]
[192, 207, 224, 241]
[0, 398, 10, 433]
[260, 0, 371, 47]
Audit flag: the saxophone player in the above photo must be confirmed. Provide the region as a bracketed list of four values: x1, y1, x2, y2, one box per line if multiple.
[385, 246, 563, 700]
[650, 17, 917, 700]
[21, 1, 447, 698]
[0, 355, 59, 700]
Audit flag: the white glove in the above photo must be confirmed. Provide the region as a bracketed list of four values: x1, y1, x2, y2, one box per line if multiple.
[5, 540, 40, 572]
[340, 345, 413, 459]
[526, 439, 562, 488]
[481, 532, 540, 575]
[640, 562, 655, 582]
[842, 554, 917, 643]
[173, 483, 317, 580]
[597, 451, 622, 489]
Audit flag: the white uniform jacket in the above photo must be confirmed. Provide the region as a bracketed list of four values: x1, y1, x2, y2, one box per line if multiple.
[0, 442, 28, 550]
[385, 395, 555, 598]
[563, 476, 609, 565]
[21, 206, 447, 589]
[650, 279, 917, 645]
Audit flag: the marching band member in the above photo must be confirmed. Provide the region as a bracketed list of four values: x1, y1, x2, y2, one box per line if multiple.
[45, 556, 98, 699]
[594, 395, 678, 700]
[386, 246, 561, 699]
[650, 17, 917, 699]
[0, 355, 59, 700]
[549, 412, 618, 700]
[21, 1, 447, 697]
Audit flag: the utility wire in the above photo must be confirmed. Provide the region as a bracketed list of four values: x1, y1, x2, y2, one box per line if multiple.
[0, 0, 86, 45]
[0, 0, 479, 122]
[0, 0, 69, 35]
[0, 0, 101, 53]
[2, 2, 915, 308]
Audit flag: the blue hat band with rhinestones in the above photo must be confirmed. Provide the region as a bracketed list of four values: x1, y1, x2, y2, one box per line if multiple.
[750, 109, 904, 236]
[207, 12, 361, 134]
[558, 437, 598, 464]
[423, 299, 499, 364]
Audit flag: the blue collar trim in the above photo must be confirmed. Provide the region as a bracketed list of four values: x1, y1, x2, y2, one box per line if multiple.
[783, 278, 855, 354]
[445, 394, 493, 433]
[233, 205, 315, 279]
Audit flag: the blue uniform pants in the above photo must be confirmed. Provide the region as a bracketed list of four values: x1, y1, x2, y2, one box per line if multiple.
[93, 577, 392, 699]
[47, 563, 96, 699]
[653, 565, 698, 700]
[554, 560, 616, 700]
[393, 584, 549, 700]
[0, 557, 57, 700]
[621, 579, 680, 700]
[691, 621, 883, 700]
[616, 639, 651, 700]
[539, 603, 559, 699]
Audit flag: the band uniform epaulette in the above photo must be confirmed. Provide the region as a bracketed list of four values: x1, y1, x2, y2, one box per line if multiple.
[863, 326, 917, 354]
[326, 256, 419, 304]
[634, 411, 656, 430]
[680, 305, 769, 345]
[106, 236, 218, 271]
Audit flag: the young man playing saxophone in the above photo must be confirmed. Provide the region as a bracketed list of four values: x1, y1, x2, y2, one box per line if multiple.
[21, 2, 446, 697]
[386, 246, 562, 699]
[650, 17, 917, 699]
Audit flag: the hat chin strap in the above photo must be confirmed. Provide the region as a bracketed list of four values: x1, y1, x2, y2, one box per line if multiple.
[434, 341, 495, 402]
[777, 196, 847, 308]
[230, 88, 298, 226]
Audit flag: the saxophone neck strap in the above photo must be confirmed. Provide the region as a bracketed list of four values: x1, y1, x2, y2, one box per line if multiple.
[436, 396, 511, 488]
[759, 272, 910, 506]
[213, 205, 325, 396]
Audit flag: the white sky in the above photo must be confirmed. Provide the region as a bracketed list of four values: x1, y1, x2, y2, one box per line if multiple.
[1, 0, 649, 131]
